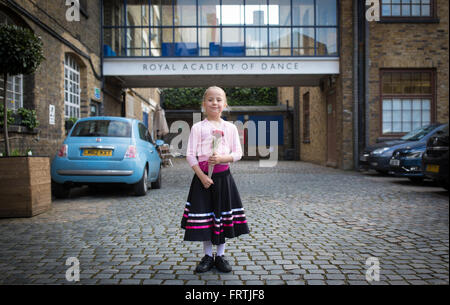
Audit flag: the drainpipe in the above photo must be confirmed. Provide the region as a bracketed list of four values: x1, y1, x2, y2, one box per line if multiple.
[365, 9, 370, 152]
[353, 0, 359, 169]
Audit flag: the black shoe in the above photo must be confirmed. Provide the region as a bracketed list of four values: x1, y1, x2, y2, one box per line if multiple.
[215, 255, 232, 273]
[195, 255, 215, 273]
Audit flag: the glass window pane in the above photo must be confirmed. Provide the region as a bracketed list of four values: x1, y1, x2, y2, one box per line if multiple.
[269, 0, 291, 26]
[269, 27, 291, 56]
[316, 0, 337, 26]
[412, 99, 422, 110]
[127, 27, 148, 56]
[422, 99, 431, 110]
[383, 122, 392, 134]
[393, 121, 402, 132]
[175, 0, 196, 26]
[151, 0, 162, 26]
[151, 28, 161, 56]
[199, 27, 220, 56]
[421, 4, 430, 16]
[246, 27, 268, 56]
[292, 27, 315, 56]
[174, 28, 198, 56]
[412, 4, 420, 16]
[393, 99, 401, 110]
[316, 28, 337, 56]
[104, 28, 125, 56]
[412, 110, 421, 121]
[246, 0, 267, 25]
[222, 28, 245, 56]
[221, 1, 244, 25]
[293, 0, 314, 26]
[103, 0, 125, 26]
[162, 0, 173, 26]
[401, 4, 411, 16]
[412, 121, 421, 130]
[392, 4, 401, 16]
[383, 99, 392, 110]
[382, 4, 391, 16]
[402, 121, 412, 132]
[422, 110, 430, 122]
[198, 0, 220, 26]
[391, 73, 402, 94]
[402, 99, 411, 110]
[383, 110, 392, 122]
[126, 0, 149, 26]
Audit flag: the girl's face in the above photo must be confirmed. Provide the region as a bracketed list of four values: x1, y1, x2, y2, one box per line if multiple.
[203, 88, 227, 119]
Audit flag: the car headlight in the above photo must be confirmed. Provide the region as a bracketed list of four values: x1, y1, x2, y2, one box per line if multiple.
[405, 151, 423, 159]
[372, 147, 390, 155]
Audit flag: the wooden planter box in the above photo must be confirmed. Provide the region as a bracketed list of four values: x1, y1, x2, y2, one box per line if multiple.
[0, 157, 52, 218]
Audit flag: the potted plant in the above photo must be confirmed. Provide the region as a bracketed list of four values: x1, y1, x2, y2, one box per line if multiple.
[0, 24, 48, 218]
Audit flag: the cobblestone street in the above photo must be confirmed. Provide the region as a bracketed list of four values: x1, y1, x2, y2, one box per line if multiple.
[0, 160, 448, 285]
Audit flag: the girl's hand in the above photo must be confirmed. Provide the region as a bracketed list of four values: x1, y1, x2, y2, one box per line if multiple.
[200, 175, 214, 189]
[208, 153, 222, 165]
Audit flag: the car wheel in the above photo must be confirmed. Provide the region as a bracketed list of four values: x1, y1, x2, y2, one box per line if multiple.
[52, 181, 70, 199]
[134, 168, 148, 196]
[408, 177, 424, 183]
[151, 166, 162, 189]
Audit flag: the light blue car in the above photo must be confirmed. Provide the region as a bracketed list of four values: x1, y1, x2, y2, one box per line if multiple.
[51, 116, 163, 198]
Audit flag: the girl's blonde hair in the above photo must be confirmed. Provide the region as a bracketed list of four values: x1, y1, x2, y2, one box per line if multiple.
[202, 86, 228, 113]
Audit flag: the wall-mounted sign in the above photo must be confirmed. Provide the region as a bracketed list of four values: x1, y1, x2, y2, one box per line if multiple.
[104, 57, 340, 76]
[49, 104, 55, 125]
[94, 87, 101, 100]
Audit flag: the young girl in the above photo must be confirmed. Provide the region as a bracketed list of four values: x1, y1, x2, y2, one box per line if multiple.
[181, 86, 249, 273]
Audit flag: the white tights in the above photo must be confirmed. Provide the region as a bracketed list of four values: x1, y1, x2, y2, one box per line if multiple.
[203, 241, 226, 257]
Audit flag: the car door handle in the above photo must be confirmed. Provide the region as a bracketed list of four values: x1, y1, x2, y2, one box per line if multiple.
[150, 150, 154, 153]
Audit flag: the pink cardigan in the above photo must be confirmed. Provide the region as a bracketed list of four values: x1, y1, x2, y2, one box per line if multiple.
[186, 119, 243, 171]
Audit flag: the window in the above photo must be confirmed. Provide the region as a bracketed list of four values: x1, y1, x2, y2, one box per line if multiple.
[0, 74, 23, 111]
[381, 70, 435, 135]
[72, 120, 131, 137]
[64, 54, 81, 119]
[102, 0, 339, 57]
[380, 0, 436, 21]
[1, 10, 23, 111]
[303, 92, 310, 143]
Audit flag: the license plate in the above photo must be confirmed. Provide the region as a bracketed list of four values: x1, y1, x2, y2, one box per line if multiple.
[83, 149, 112, 156]
[371, 162, 378, 167]
[390, 159, 400, 166]
[360, 155, 368, 162]
[426, 164, 440, 173]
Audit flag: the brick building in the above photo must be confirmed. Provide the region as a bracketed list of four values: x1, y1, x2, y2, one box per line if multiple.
[0, 0, 448, 170]
[0, 0, 159, 158]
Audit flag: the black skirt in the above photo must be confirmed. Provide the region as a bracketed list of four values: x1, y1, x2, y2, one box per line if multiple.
[181, 169, 250, 245]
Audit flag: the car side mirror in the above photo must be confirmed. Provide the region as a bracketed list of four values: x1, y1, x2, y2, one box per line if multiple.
[155, 139, 164, 147]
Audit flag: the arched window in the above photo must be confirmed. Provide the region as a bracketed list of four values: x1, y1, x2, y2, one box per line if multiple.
[64, 54, 81, 119]
[0, 10, 23, 112]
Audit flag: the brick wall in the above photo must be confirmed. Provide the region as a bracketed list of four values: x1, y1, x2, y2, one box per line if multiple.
[367, 0, 449, 144]
[0, 0, 104, 158]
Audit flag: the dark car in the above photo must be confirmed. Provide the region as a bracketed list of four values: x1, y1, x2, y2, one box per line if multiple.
[388, 143, 427, 183]
[422, 124, 449, 190]
[360, 124, 446, 174]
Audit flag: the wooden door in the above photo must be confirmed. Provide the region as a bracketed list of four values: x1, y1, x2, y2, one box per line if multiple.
[327, 92, 337, 167]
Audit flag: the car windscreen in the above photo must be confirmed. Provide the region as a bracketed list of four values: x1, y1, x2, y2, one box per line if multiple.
[400, 125, 438, 141]
[71, 120, 131, 137]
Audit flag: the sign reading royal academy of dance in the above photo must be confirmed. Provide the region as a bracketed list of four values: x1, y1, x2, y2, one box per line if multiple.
[103, 57, 339, 76]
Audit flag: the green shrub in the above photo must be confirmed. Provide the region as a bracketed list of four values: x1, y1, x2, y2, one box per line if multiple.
[161, 87, 278, 110]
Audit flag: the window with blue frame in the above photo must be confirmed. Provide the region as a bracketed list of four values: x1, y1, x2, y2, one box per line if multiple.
[102, 0, 338, 57]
